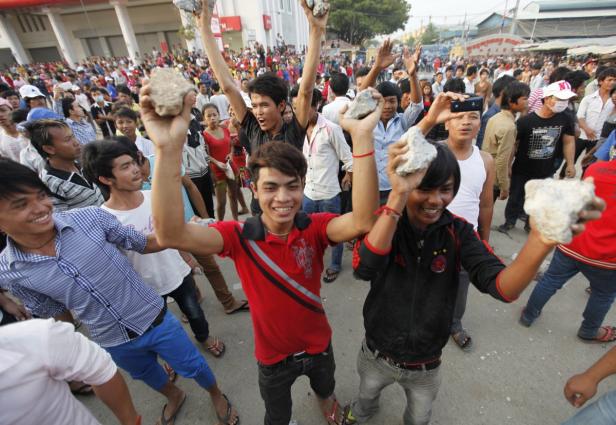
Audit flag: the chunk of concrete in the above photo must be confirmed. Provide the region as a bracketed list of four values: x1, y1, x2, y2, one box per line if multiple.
[524, 178, 595, 244]
[395, 126, 438, 176]
[306, 0, 329, 17]
[344, 90, 378, 120]
[149, 68, 194, 117]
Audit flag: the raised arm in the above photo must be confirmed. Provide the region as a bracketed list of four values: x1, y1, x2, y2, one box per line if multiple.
[196, 8, 247, 122]
[358, 39, 395, 91]
[325, 89, 382, 243]
[403, 45, 422, 105]
[139, 86, 224, 256]
[294, 0, 329, 128]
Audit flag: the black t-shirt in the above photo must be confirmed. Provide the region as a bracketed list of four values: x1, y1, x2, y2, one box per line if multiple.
[91, 103, 116, 138]
[512, 112, 575, 178]
[240, 111, 306, 155]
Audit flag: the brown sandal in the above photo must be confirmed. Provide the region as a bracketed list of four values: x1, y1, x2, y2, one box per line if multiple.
[205, 337, 226, 357]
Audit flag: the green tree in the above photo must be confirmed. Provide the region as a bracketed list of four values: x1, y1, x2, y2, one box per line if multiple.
[328, 0, 410, 46]
[420, 22, 439, 45]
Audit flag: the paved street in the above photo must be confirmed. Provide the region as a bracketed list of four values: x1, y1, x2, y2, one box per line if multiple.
[83, 196, 616, 425]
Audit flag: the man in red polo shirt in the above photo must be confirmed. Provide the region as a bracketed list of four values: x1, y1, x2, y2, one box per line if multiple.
[521, 157, 616, 342]
[139, 81, 382, 425]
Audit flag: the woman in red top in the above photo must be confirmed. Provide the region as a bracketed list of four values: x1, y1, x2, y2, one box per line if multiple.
[202, 103, 240, 221]
[224, 104, 249, 215]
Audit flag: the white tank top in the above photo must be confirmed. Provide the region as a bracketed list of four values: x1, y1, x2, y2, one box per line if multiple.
[447, 145, 486, 229]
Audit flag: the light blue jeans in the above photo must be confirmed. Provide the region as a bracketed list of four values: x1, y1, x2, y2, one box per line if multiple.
[350, 339, 441, 425]
[562, 389, 616, 425]
[302, 194, 343, 273]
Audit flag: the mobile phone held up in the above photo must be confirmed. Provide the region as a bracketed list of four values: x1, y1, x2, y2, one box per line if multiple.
[451, 96, 484, 113]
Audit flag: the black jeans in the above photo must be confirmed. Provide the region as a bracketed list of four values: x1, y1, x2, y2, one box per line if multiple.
[190, 173, 215, 219]
[504, 173, 532, 226]
[258, 343, 336, 425]
[163, 273, 209, 342]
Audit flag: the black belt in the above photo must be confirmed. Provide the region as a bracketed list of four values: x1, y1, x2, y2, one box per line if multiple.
[366, 340, 441, 371]
[126, 305, 167, 340]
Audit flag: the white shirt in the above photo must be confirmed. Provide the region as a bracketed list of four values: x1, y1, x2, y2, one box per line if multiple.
[0, 319, 117, 425]
[196, 93, 210, 113]
[322, 96, 351, 125]
[432, 81, 444, 95]
[577, 90, 615, 140]
[463, 77, 476, 94]
[210, 94, 230, 120]
[20, 143, 45, 176]
[135, 135, 156, 157]
[530, 74, 545, 90]
[446, 145, 486, 229]
[101, 190, 190, 295]
[241, 91, 253, 108]
[0, 129, 28, 161]
[303, 114, 353, 201]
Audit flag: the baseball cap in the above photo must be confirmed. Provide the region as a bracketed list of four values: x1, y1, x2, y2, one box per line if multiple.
[19, 85, 45, 99]
[542, 80, 576, 100]
[27, 107, 63, 121]
[76, 66, 85, 72]
[0, 98, 13, 110]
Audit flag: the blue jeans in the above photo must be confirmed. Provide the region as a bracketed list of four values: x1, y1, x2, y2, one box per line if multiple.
[302, 194, 342, 273]
[562, 389, 616, 425]
[106, 310, 216, 391]
[522, 249, 616, 339]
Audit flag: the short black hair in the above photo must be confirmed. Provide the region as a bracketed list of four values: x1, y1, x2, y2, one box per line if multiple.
[116, 84, 132, 96]
[598, 67, 616, 83]
[480, 68, 489, 76]
[501, 81, 530, 110]
[531, 62, 542, 71]
[565, 70, 590, 91]
[248, 73, 288, 106]
[61, 97, 77, 118]
[92, 87, 109, 97]
[376, 81, 402, 102]
[356, 67, 371, 78]
[549, 66, 570, 84]
[329, 72, 349, 96]
[513, 69, 523, 78]
[466, 66, 477, 77]
[211, 82, 221, 92]
[417, 143, 461, 197]
[445, 65, 454, 73]
[248, 142, 306, 185]
[456, 65, 465, 73]
[197, 82, 205, 89]
[289, 85, 299, 99]
[113, 106, 139, 122]
[492, 75, 516, 98]
[81, 138, 137, 194]
[1, 90, 19, 99]
[0, 158, 53, 201]
[443, 77, 465, 94]
[398, 78, 411, 95]
[23, 119, 70, 159]
[311, 88, 322, 108]
[202, 103, 219, 113]
[11, 108, 27, 124]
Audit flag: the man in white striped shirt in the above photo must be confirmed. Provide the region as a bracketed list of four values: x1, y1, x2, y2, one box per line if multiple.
[24, 120, 104, 211]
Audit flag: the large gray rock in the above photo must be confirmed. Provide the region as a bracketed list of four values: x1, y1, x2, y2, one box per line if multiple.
[306, 0, 329, 17]
[395, 126, 438, 176]
[149, 68, 194, 117]
[524, 178, 595, 244]
[173, 0, 216, 13]
[344, 90, 378, 120]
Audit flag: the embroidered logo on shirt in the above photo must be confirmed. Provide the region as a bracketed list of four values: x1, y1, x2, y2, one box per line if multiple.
[291, 238, 315, 279]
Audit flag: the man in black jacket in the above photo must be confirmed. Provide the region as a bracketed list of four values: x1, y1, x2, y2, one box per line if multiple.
[343, 92, 605, 425]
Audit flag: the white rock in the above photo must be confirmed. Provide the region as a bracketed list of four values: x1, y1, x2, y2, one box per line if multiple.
[524, 178, 595, 244]
[395, 126, 438, 176]
[149, 68, 194, 117]
[344, 90, 378, 120]
[306, 0, 329, 17]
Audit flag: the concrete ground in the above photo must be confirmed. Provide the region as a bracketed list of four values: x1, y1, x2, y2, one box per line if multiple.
[83, 195, 616, 425]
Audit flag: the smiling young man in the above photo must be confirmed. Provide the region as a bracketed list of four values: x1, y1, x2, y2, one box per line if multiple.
[343, 92, 605, 425]
[197, 1, 325, 158]
[0, 159, 239, 425]
[139, 78, 382, 424]
[113, 107, 155, 156]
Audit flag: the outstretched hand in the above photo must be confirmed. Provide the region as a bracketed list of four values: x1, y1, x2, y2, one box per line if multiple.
[375, 39, 396, 71]
[403, 44, 422, 76]
[387, 139, 428, 197]
[139, 83, 196, 151]
[338, 88, 384, 138]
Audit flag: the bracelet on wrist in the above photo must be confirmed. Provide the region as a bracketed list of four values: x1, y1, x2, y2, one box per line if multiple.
[374, 205, 402, 220]
[352, 150, 375, 159]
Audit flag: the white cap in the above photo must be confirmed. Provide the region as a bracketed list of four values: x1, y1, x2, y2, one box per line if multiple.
[71, 85, 81, 91]
[76, 66, 85, 72]
[59, 81, 73, 91]
[18, 85, 45, 99]
[104, 76, 114, 82]
[542, 80, 576, 100]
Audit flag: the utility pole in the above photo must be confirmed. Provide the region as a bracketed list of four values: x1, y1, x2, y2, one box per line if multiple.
[510, 0, 521, 35]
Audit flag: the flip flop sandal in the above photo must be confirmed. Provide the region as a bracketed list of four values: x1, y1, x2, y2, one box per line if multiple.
[225, 300, 250, 315]
[160, 394, 187, 425]
[206, 337, 226, 357]
[451, 330, 473, 351]
[70, 383, 94, 396]
[322, 269, 340, 284]
[217, 394, 240, 425]
[579, 326, 616, 343]
[341, 405, 357, 425]
[325, 399, 353, 425]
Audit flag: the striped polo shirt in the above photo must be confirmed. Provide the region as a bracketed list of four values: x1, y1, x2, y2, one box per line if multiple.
[43, 163, 105, 212]
[211, 212, 338, 365]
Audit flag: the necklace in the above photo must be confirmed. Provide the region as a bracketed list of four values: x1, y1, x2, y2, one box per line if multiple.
[265, 228, 291, 237]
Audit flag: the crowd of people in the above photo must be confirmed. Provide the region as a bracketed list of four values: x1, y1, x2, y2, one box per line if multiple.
[0, 1, 615, 425]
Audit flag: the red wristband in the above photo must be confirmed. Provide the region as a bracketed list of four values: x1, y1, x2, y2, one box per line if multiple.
[374, 205, 402, 219]
[136, 416, 142, 425]
[352, 150, 374, 158]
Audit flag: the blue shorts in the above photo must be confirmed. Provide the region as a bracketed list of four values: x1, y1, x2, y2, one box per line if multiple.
[106, 311, 216, 391]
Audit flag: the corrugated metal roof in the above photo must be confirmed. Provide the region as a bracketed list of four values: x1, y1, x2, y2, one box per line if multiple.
[536, 0, 616, 12]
